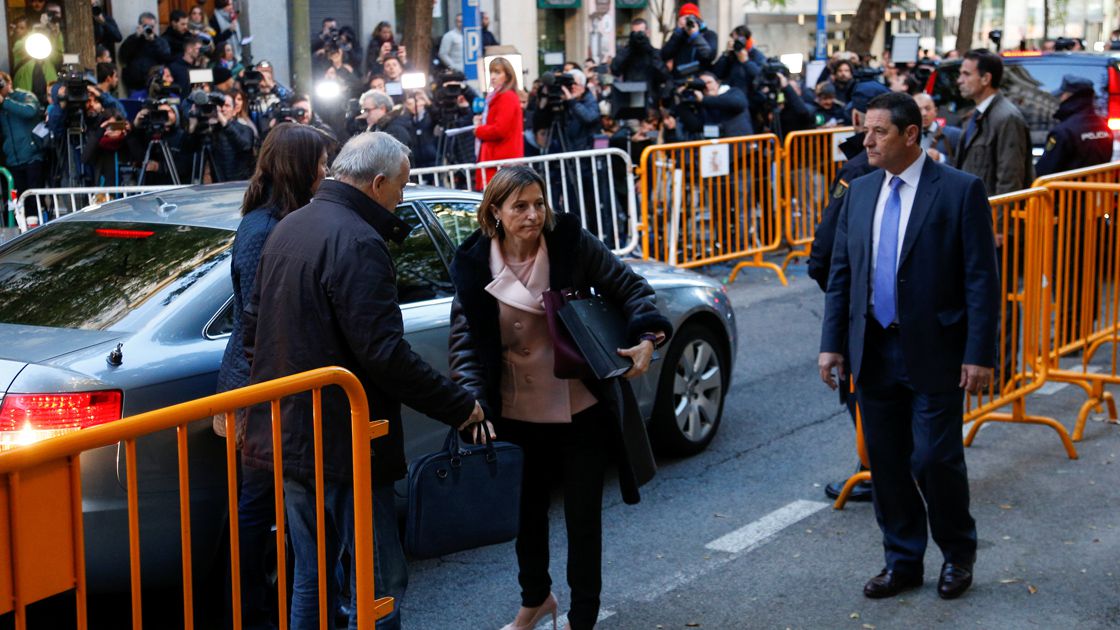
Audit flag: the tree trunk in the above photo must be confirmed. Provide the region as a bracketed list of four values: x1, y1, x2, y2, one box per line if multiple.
[61, 0, 96, 68]
[403, 0, 434, 73]
[847, 0, 890, 54]
[956, 0, 981, 54]
[1043, 0, 1050, 41]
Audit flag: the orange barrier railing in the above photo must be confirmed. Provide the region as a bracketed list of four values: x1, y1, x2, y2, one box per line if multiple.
[961, 189, 1077, 457]
[780, 127, 855, 273]
[0, 366, 393, 630]
[639, 134, 786, 284]
[1038, 182, 1120, 441]
[1032, 160, 1120, 189]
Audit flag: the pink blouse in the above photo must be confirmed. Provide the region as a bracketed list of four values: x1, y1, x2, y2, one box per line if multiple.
[485, 238, 597, 422]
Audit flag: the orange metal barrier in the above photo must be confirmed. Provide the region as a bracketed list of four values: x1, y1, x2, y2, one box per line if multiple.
[781, 127, 856, 273]
[0, 366, 393, 630]
[832, 379, 869, 510]
[1032, 160, 1120, 189]
[962, 189, 1077, 458]
[1038, 182, 1120, 441]
[638, 134, 786, 284]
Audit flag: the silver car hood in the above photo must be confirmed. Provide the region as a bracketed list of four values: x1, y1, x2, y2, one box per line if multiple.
[626, 259, 724, 291]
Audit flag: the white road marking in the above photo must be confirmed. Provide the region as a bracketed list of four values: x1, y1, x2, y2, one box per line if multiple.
[704, 499, 829, 554]
[535, 500, 828, 629]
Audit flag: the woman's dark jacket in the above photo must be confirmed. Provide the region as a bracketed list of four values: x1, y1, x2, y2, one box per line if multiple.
[241, 180, 476, 483]
[448, 214, 673, 504]
[217, 205, 278, 396]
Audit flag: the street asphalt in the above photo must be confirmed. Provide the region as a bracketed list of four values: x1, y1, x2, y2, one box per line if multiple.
[401, 258, 1120, 630]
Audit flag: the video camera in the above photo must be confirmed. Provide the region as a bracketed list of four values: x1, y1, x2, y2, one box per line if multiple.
[852, 66, 884, 82]
[661, 61, 704, 112]
[59, 63, 92, 108]
[269, 98, 308, 125]
[137, 78, 181, 135]
[431, 69, 469, 127]
[188, 89, 224, 117]
[540, 71, 576, 114]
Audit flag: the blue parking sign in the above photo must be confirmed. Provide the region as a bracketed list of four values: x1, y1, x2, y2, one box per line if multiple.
[461, 0, 481, 81]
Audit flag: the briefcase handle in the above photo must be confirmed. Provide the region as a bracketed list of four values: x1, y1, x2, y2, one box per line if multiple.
[442, 423, 500, 465]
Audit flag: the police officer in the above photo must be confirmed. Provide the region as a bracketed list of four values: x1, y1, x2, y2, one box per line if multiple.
[807, 78, 889, 502]
[1035, 75, 1113, 177]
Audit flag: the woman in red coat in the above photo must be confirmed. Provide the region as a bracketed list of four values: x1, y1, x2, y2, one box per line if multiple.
[474, 56, 524, 188]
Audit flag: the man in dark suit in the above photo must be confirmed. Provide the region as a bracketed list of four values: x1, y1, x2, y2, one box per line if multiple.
[819, 92, 1000, 601]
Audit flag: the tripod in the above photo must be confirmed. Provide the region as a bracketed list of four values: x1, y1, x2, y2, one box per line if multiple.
[139, 132, 181, 185]
[541, 109, 570, 155]
[61, 127, 86, 187]
[190, 132, 221, 184]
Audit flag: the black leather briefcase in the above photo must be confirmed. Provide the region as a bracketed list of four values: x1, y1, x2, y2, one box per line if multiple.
[404, 426, 523, 559]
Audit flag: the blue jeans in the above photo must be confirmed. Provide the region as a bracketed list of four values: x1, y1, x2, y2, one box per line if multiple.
[283, 478, 407, 630]
[237, 462, 277, 630]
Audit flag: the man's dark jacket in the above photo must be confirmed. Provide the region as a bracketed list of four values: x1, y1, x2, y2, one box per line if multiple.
[94, 15, 123, 58]
[448, 214, 673, 504]
[211, 120, 256, 181]
[820, 157, 1000, 393]
[1035, 91, 1113, 177]
[162, 27, 192, 58]
[661, 27, 718, 72]
[955, 92, 1033, 195]
[563, 90, 602, 151]
[119, 34, 173, 92]
[699, 86, 752, 136]
[375, 108, 416, 155]
[611, 34, 666, 97]
[808, 132, 875, 290]
[242, 180, 476, 483]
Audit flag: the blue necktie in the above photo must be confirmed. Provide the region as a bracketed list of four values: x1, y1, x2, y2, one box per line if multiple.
[874, 176, 904, 328]
[963, 112, 981, 147]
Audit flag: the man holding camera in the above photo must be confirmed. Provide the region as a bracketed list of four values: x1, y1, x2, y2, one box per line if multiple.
[120, 12, 173, 94]
[557, 68, 601, 151]
[713, 26, 765, 107]
[204, 92, 255, 182]
[669, 71, 750, 141]
[661, 3, 718, 74]
[610, 18, 666, 106]
[91, 0, 121, 62]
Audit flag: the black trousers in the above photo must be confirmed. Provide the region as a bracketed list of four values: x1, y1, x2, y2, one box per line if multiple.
[497, 405, 609, 630]
[857, 321, 977, 576]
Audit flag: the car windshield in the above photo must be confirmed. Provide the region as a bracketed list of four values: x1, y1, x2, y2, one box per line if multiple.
[0, 222, 234, 331]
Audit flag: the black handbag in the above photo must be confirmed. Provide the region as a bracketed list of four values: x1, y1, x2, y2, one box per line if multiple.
[404, 425, 524, 559]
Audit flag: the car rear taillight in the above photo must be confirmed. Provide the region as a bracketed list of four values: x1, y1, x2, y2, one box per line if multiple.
[0, 391, 122, 449]
[1108, 67, 1120, 131]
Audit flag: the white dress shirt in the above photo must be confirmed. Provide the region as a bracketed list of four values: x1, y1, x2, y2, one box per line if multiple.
[870, 151, 927, 308]
[973, 93, 997, 116]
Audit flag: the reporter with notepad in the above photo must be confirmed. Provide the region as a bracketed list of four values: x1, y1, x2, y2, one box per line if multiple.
[448, 166, 671, 629]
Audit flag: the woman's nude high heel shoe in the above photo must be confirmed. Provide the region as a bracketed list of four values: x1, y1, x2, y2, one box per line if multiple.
[499, 592, 558, 630]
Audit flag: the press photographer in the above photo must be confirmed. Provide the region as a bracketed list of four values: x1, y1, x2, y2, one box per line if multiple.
[750, 59, 814, 137]
[268, 94, 337, 140]
[0, 71, 46, 204]
[610, 18, 666, 108]
[661, 3, 718, 74]
[130, 77, 185, 185]
[119, 11, 173, 94]
[712, 26, 765, 108]
[429, 69, 479, 164]
[536, 68, 600, 152]
[187, 90, 254, 182]
[47, 65, 122, 185]
[667, 70, 750, 141]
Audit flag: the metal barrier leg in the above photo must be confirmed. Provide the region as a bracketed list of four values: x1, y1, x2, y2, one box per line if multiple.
[779, 244, 811, 273]
[832, 470, 871, 511]
[1072, 380, 1119, 441]
[965, 399, 1078, 459]
[727, 251, 789, 286]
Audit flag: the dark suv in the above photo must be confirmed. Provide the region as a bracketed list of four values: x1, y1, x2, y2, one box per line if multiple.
[926, 51, 1120, 158]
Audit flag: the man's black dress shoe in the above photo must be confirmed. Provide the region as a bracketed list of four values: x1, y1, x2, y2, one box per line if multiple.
[824, 479, 872, 501]
[937, 562, 973, 599]
[863, 568, 923, 599]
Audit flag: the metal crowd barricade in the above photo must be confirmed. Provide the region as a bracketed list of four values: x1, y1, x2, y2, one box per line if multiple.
[0, 367, 393, 630]
[638, 134, 784, 284]
[1038, 181, 1120, 442]
[16, 185, 183, 230]
[411, 148, 640, 256]
[962, 189, 1077, 458]
[781, 127, 855, 272]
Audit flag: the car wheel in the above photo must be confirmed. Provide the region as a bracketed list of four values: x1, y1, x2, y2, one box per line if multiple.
[650, 323, 728, 456]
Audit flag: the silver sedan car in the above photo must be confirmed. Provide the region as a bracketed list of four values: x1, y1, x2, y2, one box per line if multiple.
[0, 183, 736, 591]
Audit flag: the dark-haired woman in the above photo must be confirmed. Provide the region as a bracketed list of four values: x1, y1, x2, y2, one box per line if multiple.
[215, 122, 333, 629]
[449, 166, 672, 629]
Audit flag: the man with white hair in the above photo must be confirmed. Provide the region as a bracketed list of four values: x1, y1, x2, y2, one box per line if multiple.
[242, 132, 486, 630]
[556, 67, 602, 151]
[360, 89, 414, 151]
